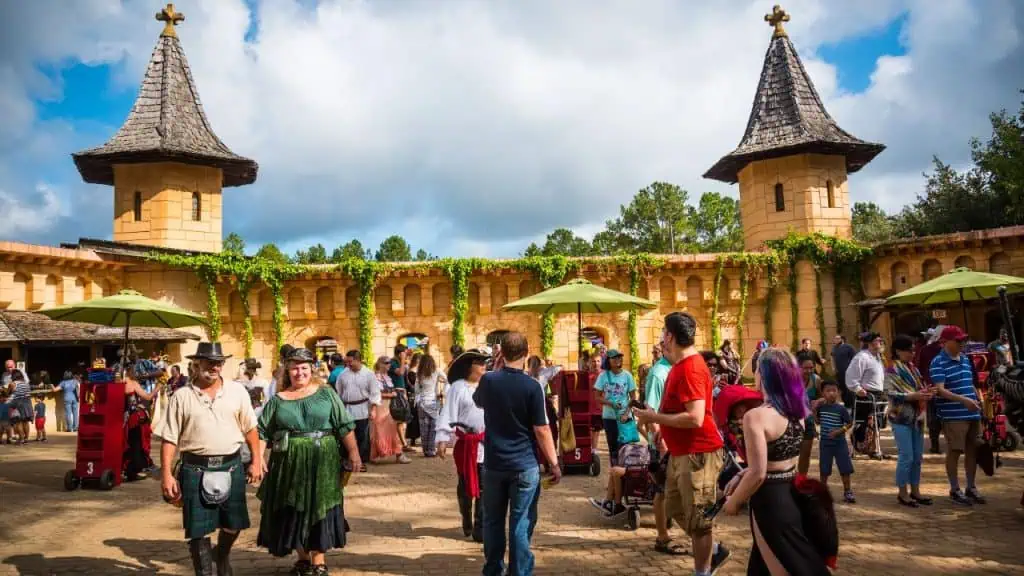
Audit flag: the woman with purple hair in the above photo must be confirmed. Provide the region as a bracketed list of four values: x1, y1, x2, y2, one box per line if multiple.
[722, 348, 832, 575]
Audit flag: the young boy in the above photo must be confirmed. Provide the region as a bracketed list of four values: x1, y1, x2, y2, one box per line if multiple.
[589, 406, 648, 518]
[817, 380, 855, 503]
[33, 396, 47, 442]
[0, 394, 11, 444]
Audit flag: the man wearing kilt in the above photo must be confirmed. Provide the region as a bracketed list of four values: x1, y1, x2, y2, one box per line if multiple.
[156, 343, 263, 576]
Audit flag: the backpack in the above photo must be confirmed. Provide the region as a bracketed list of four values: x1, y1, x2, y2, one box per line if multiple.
[390, 388, 411, 422]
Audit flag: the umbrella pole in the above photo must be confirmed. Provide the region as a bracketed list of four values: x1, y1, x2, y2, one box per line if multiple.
[121, 312, 133, 381]
[959, 289, 970, 336]
[577, 302, 583, 366]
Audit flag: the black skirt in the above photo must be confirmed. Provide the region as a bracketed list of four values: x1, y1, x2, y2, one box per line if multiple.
[747, 473, 830, 576]
[257, 501, 349, 557]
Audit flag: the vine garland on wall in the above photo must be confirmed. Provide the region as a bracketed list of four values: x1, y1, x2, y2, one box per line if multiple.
[147, 231, 869, 368]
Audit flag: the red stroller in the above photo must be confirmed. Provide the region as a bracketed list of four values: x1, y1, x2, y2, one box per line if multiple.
[556, 370, 602, 476]
[713, 385, 764, 490]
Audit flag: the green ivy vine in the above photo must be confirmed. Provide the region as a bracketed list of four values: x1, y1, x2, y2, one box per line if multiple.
[146, 233, 869, 368]
[711, 257, 725, 350]
[814, 267, 826, 358]
[765, 232, 873, 350]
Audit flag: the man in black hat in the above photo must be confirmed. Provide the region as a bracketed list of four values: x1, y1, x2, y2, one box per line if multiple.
[156, 343, 262, 576]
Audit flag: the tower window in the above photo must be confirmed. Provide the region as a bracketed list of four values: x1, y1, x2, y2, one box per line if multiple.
[133, 191, 142, 222]
[826, 180, 836, 208]
[191, 192, 202, 221]
[774, 183, 785, 212]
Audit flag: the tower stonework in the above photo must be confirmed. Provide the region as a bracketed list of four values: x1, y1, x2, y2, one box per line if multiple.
[72, 4, 257, 253]
[704, 5, 884, 250]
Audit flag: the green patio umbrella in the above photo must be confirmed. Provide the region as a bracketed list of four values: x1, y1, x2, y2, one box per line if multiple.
[502, 278, 657, 357]
[39, 289, 208, 374]
[886, 267, 1024, 332]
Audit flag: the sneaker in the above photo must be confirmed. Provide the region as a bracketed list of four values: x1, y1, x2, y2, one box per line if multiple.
[709, 542, 732, 575]
[965, 488, 987, 505]
[844, 491, 856, 504]
[588, 497, 611, 513]
[396, 454, 411, 464]
[604, 503, 626, 518]
[950, 489, 973, 506]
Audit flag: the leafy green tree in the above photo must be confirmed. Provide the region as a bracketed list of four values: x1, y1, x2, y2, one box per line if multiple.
[892, 94, 1024, 237]
[375, 235, 413, 262]
[892, 158, 996, 238]
[604, 181, 695, 254]
[331, 240, 370, 262]
[295, 244, 329, 264]
[851, 202, 897, 244]
[414, 249, 436, 261]
[692, 192, 742, 252]
[589, 230, 627, 256]
[971, 94, 1024, 223]
[254, 243, 290, 264]
[222, 232, 246, 256]
[529, 228, 593, 257]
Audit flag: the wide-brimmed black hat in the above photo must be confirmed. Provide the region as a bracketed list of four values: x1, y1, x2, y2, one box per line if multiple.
[187, 342, 232, 362]
[244, 358, 262, 370]
[284, 347, 316, 364]
[447, 349, 492, 383]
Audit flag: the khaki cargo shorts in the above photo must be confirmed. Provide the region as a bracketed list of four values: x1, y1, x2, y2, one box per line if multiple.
[942, 420, 980, 453]
[664, 450, 723, 537]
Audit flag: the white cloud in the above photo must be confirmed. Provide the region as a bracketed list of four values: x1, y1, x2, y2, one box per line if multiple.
[0, 184, 68, 235]
[0, 0, 1021, 255]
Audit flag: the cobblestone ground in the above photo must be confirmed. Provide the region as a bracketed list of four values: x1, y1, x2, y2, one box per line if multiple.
[1, 433, 1023, 575]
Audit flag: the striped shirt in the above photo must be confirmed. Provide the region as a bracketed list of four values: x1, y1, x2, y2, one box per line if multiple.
[816, 402, 851, 445]
[929, 350, 980, 421]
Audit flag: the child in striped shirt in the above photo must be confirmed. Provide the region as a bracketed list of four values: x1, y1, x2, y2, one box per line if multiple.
[817, 380, 856, 503]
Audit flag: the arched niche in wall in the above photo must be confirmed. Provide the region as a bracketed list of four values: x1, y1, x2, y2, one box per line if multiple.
[922, 259, 942, 281]
[375, 285, 393, 319]
[287, 287, 305, 318]
[316, 287, 334, 320]
[404, 284, 422, 316]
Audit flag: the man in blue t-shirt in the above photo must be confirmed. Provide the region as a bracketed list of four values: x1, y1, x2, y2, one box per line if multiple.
[473, 332, 560, 576]
[594, 349, 636, 466]
[929, 325, 984, 506]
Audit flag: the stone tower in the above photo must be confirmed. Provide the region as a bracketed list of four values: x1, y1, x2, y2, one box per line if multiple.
[72, 4, 257, 253]
[703, 5, 884, 251]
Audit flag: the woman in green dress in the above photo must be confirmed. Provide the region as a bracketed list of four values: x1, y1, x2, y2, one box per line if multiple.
[257, 347, 360, 576]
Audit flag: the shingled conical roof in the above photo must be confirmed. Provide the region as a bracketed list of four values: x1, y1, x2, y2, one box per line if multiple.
[703, 6, 884, 184]
[73, 5, 257, 187]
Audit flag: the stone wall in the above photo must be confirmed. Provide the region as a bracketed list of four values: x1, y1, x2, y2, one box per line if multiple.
[737, 153, 852, 250]
[113, 163, 224, 253]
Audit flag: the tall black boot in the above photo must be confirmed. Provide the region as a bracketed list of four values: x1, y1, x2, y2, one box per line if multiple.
[188, 537, 214, 576]
[215, 530, 239, 576]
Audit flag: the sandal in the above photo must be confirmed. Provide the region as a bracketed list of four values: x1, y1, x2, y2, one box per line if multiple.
[897, 496, 919, 508]
[290, 560, 312, 576]
[654, 539, 689, 556]
[911, 495, 933, 506]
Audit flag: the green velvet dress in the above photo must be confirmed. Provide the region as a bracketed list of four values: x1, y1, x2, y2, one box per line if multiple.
[256, 386, 355, 556]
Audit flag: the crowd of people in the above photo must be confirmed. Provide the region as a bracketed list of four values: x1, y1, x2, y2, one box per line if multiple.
[4, 308, 1011, 576]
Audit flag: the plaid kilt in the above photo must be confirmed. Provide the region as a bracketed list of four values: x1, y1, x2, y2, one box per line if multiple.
[178, 455, 250, 539]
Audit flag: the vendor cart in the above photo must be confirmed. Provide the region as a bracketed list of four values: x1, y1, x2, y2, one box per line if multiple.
[64, 369, 125, 491]
[556, 370, 602, 476]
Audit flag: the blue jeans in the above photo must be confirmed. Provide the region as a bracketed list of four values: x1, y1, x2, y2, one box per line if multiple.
[64, 400, 79, 432]
[892, 422, 923, 488]
[482, 466, 540, 576]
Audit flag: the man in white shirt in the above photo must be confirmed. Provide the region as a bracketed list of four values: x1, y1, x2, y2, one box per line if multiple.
[845, 332, 886, 455]
[437, 349, 490, 543]
[336, 349, 380, 472]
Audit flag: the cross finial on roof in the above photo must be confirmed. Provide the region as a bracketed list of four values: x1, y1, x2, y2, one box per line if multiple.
[764, 5, 790, 38]
[156, 3, 185, 38]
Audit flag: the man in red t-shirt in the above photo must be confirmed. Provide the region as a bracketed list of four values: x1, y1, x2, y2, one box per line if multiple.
[638, 312, 730, 576]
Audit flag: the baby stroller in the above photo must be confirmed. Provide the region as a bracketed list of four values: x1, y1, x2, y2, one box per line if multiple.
[619, 441, 655, 530]
[989, 286, 1024, 506]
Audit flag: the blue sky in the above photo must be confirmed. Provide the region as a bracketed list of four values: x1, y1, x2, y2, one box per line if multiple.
[2, 1, 1022, 257]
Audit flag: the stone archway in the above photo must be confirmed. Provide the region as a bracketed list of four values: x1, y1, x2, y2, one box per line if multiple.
[398, 333, 430, 353]
[486, 330, 510, 347]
